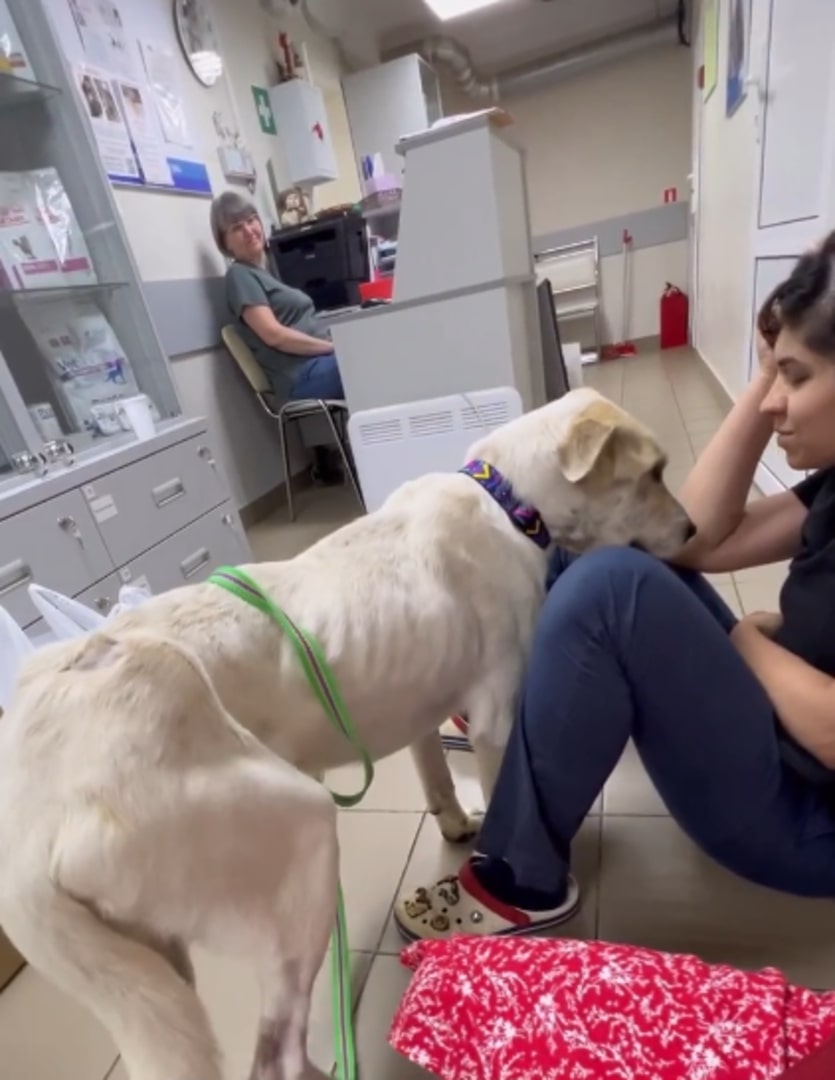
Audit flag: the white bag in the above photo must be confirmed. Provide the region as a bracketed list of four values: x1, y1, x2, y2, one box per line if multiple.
[27, 581, 152, 641]
[0, 583, 154, 712]
[0, 604, 34, 711]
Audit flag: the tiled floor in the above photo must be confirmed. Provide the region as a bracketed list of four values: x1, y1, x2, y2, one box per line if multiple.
[5, 348, 835, 1080]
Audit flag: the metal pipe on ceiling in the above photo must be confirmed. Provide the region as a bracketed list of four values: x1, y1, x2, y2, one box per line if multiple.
[422, 13, 681, 102]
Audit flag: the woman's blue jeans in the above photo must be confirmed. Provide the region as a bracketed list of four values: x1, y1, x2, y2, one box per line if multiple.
[288, 353, 344, 402]
[475, 546, 835, 905]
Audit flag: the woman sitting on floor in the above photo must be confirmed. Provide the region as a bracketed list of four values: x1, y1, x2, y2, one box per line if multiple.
[211, 190, 344, 482]
[396, 234, 835, 941]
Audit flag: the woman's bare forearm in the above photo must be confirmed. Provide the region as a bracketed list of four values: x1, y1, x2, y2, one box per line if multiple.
[242, 306, 334, 356]
[678, 371, 775, 551]
[271, 325, 334, 356]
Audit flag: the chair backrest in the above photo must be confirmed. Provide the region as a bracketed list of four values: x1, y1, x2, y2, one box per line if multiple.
[221, 324, 271, 395]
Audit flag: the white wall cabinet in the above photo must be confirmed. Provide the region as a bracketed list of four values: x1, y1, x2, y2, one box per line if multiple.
[270, 79, 338, 186]
[744, 0, 835, 490]
[342, 55, 443, 179]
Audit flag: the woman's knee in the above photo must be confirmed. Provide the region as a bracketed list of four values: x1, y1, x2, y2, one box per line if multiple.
[553, 545, 673, 596]
[540, 546, 679, 637]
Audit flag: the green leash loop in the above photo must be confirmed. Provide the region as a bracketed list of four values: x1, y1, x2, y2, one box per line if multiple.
[209, 566, 374, 808]
[209, 566, 371, 1080]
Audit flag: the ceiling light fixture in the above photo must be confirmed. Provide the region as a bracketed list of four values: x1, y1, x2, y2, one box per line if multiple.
[422, 0, 504, 21]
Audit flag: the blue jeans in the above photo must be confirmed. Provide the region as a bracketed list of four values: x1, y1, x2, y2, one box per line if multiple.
[289, 353, 344, 402]
[475, 546, 835, 905]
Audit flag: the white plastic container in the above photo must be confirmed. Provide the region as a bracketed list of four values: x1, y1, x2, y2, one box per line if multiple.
[117, 394, 155, 439]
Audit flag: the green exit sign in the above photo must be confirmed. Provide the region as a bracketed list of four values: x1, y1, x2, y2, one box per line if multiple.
[252, 85, 277, 135]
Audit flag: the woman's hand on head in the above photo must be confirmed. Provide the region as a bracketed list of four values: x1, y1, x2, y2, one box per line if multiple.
[755, 328, 778, 381]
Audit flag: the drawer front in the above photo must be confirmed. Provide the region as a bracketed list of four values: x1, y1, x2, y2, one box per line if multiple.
[74, 573, 127, 620]
[122, 503, 250, 595]
[0, 491, 115, 629]
[86, 436, 229, 567]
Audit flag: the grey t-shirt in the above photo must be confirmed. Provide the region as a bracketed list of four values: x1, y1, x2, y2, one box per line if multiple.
[225, 261, 330, 394]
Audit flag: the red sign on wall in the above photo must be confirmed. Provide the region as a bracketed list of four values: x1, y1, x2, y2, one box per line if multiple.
[663, 187, 678, 204]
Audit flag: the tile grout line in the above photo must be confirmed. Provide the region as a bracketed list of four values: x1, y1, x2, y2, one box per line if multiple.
[658, 356, 700, 463]
[368, 809, 427, 957]
[593, 810, 604, 941]
[102, 1055, 121, 1080]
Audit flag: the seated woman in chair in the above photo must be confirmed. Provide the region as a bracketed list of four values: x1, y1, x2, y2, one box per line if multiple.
[211, 191, 345, 481]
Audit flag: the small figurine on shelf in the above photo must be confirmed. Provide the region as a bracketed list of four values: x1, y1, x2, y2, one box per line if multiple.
[274, 31, 307, 83]
[277, 186, 310, 229]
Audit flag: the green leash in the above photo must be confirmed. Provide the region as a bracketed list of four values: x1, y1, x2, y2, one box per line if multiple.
[209, 566, 374, 1080]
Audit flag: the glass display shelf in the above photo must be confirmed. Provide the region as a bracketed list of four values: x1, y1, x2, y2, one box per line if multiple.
[0, 281, 129, 307]
[0, 68, 61, 110]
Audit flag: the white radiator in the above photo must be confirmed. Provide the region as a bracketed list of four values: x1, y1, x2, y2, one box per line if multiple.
[348, 388, 523, 513]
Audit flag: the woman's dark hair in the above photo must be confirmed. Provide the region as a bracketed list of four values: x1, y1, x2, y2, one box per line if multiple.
[758, 232, 835, 355]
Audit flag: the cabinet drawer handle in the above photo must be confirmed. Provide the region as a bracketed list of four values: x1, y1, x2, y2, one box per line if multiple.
[180, 547, 211, 579]
[152, 478, 186, 508]
[0, 559, 33, 597]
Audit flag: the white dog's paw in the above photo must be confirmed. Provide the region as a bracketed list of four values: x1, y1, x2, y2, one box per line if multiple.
[435, 808, 484, 844]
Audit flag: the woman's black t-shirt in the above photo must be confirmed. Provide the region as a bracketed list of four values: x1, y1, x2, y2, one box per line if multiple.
[773, 468, 835, 782]
[775, 469, 835, 674]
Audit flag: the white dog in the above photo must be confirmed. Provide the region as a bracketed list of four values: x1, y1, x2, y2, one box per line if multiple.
[0, 389, 692, 1080]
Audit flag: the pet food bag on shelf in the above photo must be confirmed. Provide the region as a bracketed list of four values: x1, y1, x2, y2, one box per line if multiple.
[20, 299, 144, 435]
[0, 168, 97, 290]
[0, 170, 66, 290]
[30, 168, 98, 287]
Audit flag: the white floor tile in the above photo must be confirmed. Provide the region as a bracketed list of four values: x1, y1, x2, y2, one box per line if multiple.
[599, 816, 835, 987]
[604, 741, 669, 816]
[354, 954, 434, 1079]
[329, 749, 428, 813]
[337, 810, 423, 952]
[0, 966, 117, 1080]
[734, 579, 783, 616]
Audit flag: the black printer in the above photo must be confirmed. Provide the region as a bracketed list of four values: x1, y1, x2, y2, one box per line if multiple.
[268, 212, 369, 312]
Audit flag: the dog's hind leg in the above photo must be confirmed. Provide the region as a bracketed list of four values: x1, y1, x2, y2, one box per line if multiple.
[246, 775, 339, 1080]
[464, 676, 520, 804]
[410, 730, 481, 842]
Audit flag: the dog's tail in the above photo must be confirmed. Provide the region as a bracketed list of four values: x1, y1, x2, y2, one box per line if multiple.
[2, 881, 222, 1080]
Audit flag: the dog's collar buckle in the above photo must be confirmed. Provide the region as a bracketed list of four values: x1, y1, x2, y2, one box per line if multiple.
[460, 460, 552, 550]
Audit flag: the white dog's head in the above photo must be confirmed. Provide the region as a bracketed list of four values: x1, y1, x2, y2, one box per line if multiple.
[467, 388, 694, 559]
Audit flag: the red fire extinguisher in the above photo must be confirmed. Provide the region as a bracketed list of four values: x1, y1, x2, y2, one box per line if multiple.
[660, 283, 689, 349]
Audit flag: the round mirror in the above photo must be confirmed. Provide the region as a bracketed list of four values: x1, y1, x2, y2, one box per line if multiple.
[173, 0, 224, 87]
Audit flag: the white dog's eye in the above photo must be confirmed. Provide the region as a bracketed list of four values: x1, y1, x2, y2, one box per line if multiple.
[649, 463, 665, 482]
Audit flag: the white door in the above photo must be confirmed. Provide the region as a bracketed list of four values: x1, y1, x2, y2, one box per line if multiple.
[746, 0, 835, 490]
[687, 9, 703, 348]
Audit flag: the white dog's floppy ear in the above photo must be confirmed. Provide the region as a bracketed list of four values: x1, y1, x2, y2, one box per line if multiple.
[557, 414, 618, 483]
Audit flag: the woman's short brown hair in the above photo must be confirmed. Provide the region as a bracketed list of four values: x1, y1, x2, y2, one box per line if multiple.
[209, 191, 259, 256]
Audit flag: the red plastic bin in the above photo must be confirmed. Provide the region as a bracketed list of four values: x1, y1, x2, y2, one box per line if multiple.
[359, 278, 393, 303]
